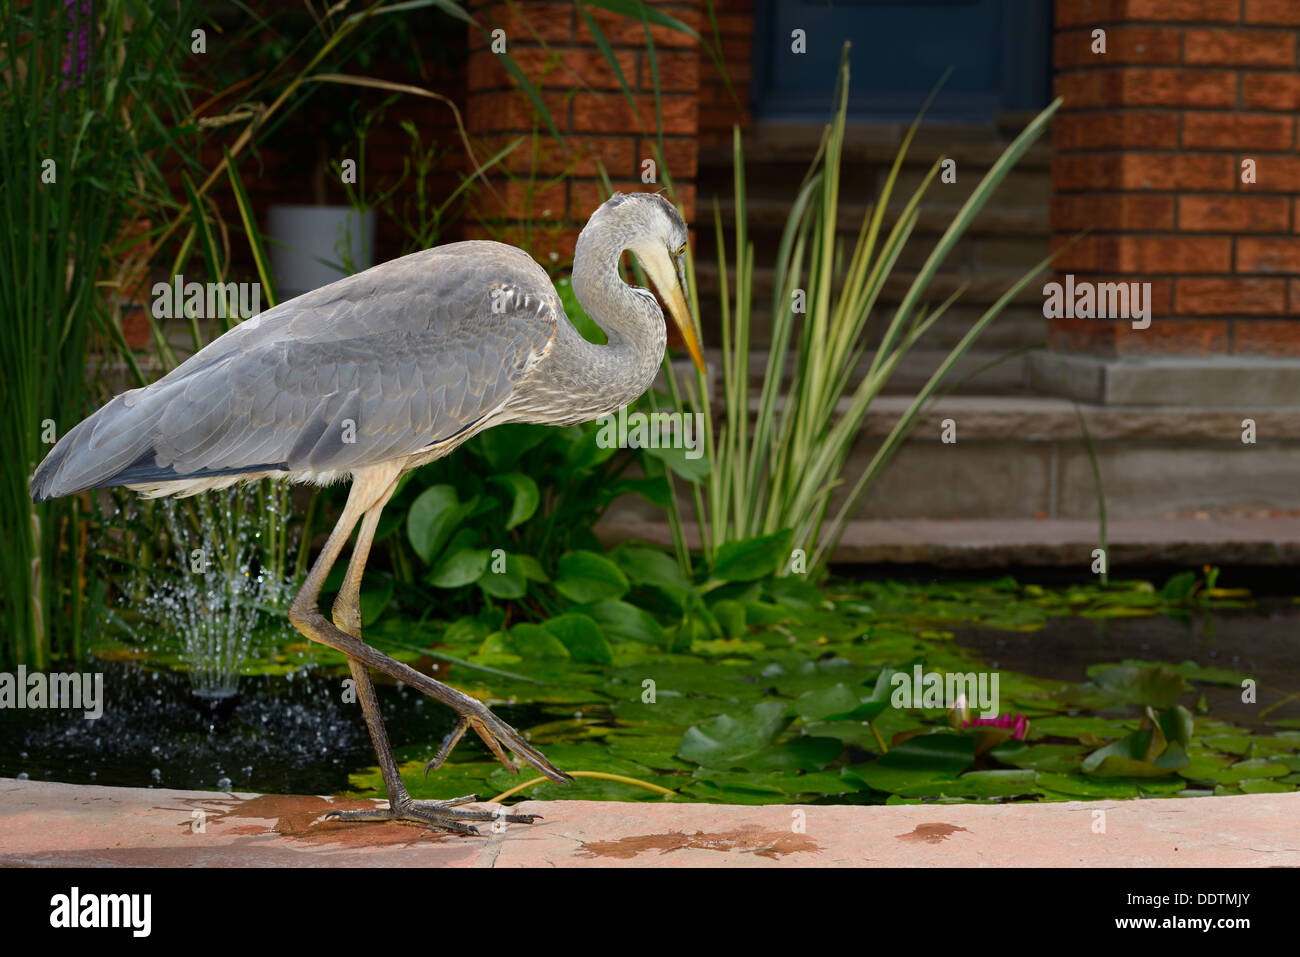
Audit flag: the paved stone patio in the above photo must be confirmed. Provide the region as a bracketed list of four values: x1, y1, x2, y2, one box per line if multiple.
[1, 778, 1295, 867]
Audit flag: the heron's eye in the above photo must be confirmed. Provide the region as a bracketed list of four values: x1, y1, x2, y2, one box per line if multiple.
[675, 243, 687, 258]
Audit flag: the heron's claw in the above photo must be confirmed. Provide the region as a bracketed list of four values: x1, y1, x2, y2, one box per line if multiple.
[424, 709, 573, 786]
[323, 793, 542, 836]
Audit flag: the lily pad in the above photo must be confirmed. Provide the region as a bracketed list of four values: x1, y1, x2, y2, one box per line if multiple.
[677, 701, 791, 769]
[844, 733, 975, 794]
[893, 769, 1041, 799]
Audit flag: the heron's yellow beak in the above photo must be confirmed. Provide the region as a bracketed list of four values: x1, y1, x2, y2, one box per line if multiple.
[640, 247, 706, 373]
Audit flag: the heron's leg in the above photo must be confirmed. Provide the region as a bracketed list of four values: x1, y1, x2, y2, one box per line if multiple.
[322, 488, 541, 834]
[286, 465, 570, 818]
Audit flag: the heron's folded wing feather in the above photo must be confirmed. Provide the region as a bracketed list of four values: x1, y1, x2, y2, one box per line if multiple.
[147, 294, 556, 478]
[30, 243, 558, 499]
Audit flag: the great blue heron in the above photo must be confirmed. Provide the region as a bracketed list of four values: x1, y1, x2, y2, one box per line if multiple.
[30, 191, 704, 834]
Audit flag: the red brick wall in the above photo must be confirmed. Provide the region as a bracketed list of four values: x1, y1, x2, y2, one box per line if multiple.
[698, 0, 753, 145]
[1051, 0, 1300, 356]
[465, 1, 701, 268]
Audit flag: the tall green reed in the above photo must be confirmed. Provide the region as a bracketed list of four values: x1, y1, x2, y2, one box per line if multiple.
[664, 45, 1061, 576]
[0, 0, 201, 666]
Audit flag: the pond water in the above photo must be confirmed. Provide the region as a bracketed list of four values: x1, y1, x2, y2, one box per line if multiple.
[952, 596, 1300, 732]
[1, 576, 1297, 803]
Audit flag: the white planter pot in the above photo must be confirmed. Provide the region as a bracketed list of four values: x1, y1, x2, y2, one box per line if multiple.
[267, 205, 376, 299]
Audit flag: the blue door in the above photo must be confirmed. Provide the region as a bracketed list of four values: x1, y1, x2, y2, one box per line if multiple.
[754, 0, 1052, 121]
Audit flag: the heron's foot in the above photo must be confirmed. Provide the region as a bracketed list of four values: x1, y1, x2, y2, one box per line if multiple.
[425, 707, 572, 786]
[324, 792, 542, 836]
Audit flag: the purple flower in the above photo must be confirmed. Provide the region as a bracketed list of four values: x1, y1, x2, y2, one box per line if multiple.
[60, 0, 92, 91]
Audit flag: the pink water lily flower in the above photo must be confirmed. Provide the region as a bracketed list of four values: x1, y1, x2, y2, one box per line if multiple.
[963, 712, 1029, 740]
[948, 694, 1029, 740]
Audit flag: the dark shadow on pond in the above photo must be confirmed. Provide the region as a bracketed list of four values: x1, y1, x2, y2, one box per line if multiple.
[950, 597, 1300, 731]
[0, 659, 540, 795]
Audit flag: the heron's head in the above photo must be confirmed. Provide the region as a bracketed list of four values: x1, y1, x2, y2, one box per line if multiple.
[600, 192, 705, 373]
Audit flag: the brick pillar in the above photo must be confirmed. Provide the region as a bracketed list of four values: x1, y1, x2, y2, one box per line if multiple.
[465, 2, 700, 268]
[1050, 0, 1300, 356]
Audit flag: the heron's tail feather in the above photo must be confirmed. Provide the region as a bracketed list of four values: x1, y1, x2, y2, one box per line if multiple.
[29, 391, 169, 503]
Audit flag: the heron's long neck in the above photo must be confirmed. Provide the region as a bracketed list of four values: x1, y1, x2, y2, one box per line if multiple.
[554, 217, 666, 414]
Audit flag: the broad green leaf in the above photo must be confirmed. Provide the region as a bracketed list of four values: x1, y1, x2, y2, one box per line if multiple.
[711, 529, 793, 583]
[472, 423, 549, 471]
[406, 485, 476, 564]
[478, 556, 527, 599]
[562, 424, 619, 471]
[606, 476, 671, 507]
[711, 599, 747, 638]
[429, 548, 489, 588]
[510, 623, 571, 660]
[640, 443, 711, 482]
[492, 472, 540, 529]
[359, 574, 393, 627]
[574, 599, 666, 645]
[1159, 570, 1197, 601]
[474, 631, 522, 666]
[555, 551, 631, 602]
[542, 614, 613, 664]
[514, 553, 550, 582]
[614, 545, 691, 589]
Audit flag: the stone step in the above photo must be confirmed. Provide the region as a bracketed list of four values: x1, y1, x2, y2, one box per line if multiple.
[690, 261, 1050, 351]
[663, 346, 1035, 397]
[693, 262, 1047, 307]
[605, 390, 1300, 530]
[700, 197, 1048, 239]
[596, 516, 1300, 568]
[698, 124, 1054, 171]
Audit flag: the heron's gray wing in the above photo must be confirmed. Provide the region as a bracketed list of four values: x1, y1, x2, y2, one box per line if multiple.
[30, 244, 558, 499]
